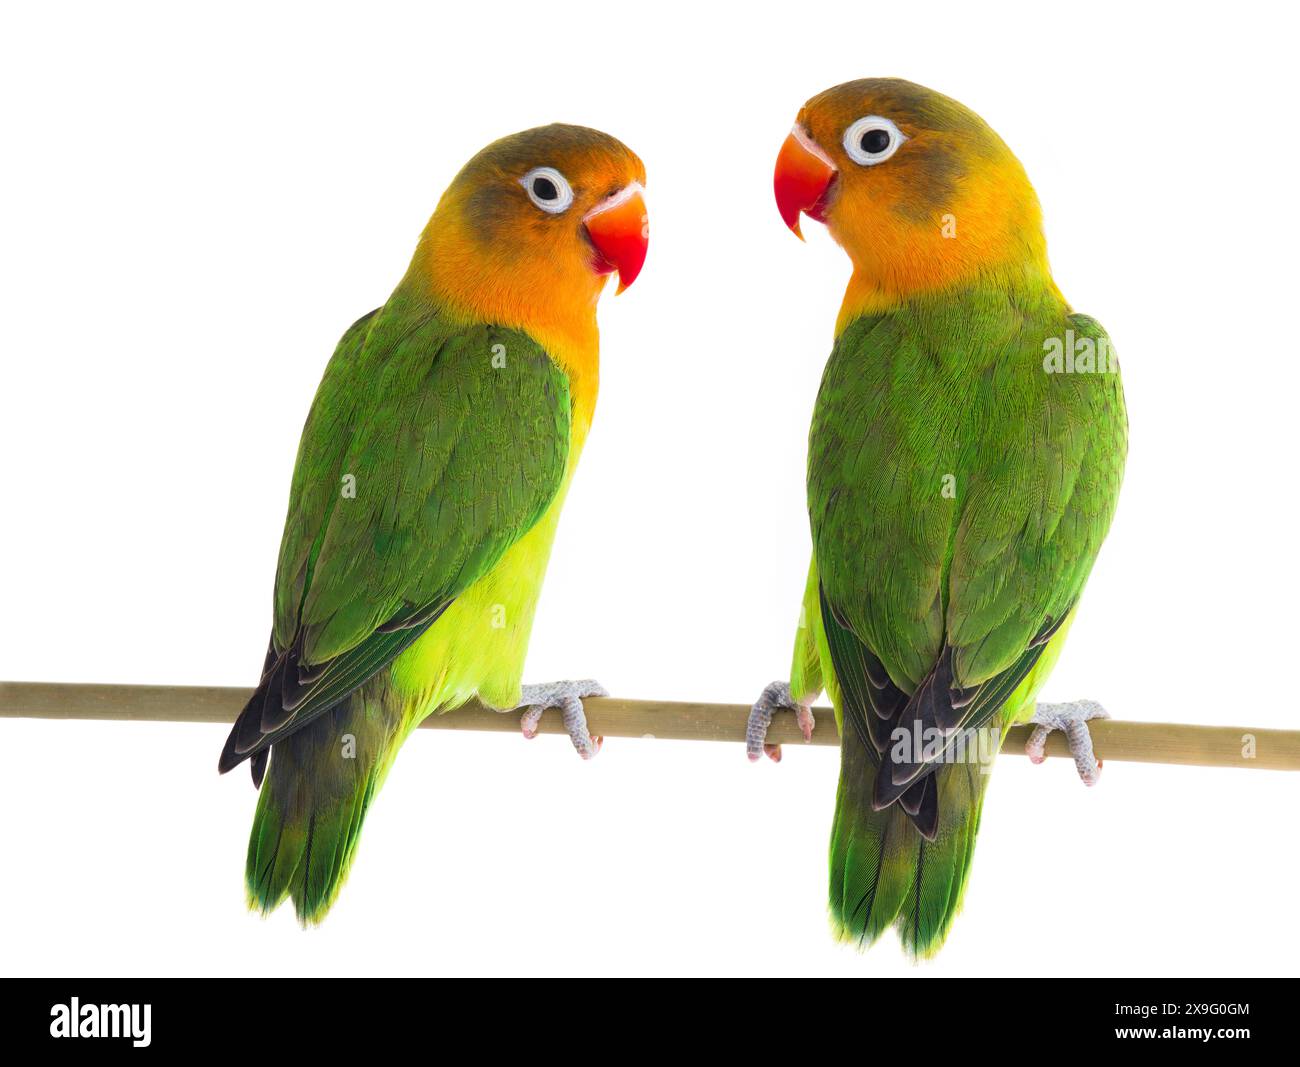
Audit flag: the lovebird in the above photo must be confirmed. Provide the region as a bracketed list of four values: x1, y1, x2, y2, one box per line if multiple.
[749, 79, 1127, 957]
[219, 125, 648, 924]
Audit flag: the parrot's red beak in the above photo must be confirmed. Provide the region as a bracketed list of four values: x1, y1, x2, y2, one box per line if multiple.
[774, 125, 837, 240]
[583, 182, 648, 294]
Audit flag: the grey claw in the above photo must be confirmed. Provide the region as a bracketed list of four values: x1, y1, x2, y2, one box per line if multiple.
[517, 679, 607, 759]
[1027, 699, 1109, 785]
[747, 680, 814, 762]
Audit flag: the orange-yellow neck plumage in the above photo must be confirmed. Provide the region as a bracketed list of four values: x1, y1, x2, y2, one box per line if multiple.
[398, 124, 646, 435]
[775, 78, 1061, 330]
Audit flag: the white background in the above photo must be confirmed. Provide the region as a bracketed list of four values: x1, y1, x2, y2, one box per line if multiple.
[2, 1, 1296, 977]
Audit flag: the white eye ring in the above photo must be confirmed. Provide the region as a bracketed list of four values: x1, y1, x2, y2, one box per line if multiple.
[842, 116, 907, 166]
[520, 166, 574, 214]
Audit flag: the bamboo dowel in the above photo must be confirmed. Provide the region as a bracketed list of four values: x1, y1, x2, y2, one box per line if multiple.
[2, 680, 1297, 771]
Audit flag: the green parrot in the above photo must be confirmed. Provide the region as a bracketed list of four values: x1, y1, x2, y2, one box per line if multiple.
[219, 125, 649, 924]
[753, 78, 1127, 957]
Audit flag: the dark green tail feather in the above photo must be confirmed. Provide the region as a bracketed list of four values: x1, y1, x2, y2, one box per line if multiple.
[830, 726, 991, 958]
[244, 691, 396, 925]
[246, 761, 381, 924]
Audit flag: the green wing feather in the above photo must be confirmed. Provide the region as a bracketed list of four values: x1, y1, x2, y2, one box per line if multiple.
[811, 291, 1126, 754]
[219, 291, 571, 773]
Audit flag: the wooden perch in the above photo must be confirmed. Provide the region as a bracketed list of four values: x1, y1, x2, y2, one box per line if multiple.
[1, 680, 1297, 771]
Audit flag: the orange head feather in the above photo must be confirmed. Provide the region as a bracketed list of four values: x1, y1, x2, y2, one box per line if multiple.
[774, 78, 1054, 315]
[402, 124, 647, 371]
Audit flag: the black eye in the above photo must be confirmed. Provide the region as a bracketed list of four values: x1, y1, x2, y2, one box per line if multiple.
[520, 166, 574, 213]
[860, 128, 891, 155]
[842, 116, 906, 166]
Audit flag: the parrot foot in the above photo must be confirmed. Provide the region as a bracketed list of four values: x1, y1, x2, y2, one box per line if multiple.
[1025, 700, 1109, 785]
[746, 680, 815, 763]
[515, 680, 607, 760]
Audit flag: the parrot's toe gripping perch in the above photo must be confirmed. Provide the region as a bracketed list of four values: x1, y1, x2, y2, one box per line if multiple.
[746, 681, 815, 763]
[514, 680, 607, 760]
[1026, 699, 1109, 786]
